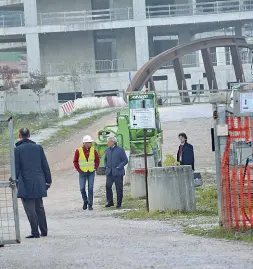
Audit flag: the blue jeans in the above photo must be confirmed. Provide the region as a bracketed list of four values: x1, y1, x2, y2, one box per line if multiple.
[79, 172, 95, 206]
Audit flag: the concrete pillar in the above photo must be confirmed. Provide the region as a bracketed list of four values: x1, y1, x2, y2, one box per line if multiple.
[133, 0, 146, 20]
[148, 166, 196, 212]
[192, 0, 196, 15]
[129, 155, 155, 197]
[216, 47, 226, 66]
[235, 23, 242, 36]
[26, 34, 41, 72]
[178, 30, 192, 45]
[24, 0, 38, 26]
[135, 26, 149, 69]
[131, 169, 146, 198]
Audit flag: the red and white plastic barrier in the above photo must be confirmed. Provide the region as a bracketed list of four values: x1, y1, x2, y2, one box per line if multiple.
[61, 100, 74, 114]
[74, 97, 126, 110]
[59, 97, 126, 117]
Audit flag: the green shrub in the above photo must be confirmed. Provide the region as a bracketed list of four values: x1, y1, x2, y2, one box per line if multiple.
[163, 154, 180, 166]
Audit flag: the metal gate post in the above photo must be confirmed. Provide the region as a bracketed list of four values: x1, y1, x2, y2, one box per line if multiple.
[8, 117, 20, 243]
[213, 104, 223, 225]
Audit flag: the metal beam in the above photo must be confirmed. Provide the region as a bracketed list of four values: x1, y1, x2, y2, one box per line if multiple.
[145, 77, 156, 92]
[126, 36, 248, 92]
[230, 45, 245, 83]
[201, 48, 218, 92]
[173, 58, 190, 103]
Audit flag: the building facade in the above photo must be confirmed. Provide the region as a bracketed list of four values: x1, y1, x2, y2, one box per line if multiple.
[0, 0, 253, 98]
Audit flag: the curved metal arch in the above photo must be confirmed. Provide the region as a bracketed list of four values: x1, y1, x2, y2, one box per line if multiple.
[126, 36, 248, 92]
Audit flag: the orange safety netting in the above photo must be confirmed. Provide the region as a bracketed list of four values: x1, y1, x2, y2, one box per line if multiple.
[221, 116, 253, 230]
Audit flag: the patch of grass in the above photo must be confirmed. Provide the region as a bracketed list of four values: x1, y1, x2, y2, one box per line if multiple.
[0, 112, 60, 149]
[184, 227, 253, 243]
[195, 185, 218, 216]
[72, 108, 90, 116]
[109, 176, 218, 220]
[40, 112, 111, 148]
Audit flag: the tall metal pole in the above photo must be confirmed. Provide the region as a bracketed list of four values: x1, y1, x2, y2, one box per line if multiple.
[144, 128, 149, 212]
[213, 104, 223, 225]
[8, 117, 21, 243]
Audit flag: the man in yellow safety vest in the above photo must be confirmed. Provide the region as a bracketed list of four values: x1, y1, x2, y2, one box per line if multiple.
[73, 135, 100, 210]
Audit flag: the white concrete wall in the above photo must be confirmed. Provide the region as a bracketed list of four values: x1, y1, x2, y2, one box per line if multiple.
[116, 28, 136, 71]
[0, 89, 58, 114]
[1, 63, 251, 114]
[40, 29, 136, 75]
[40, 31, 96, 73]
[37, 0, 92, 13]
[113, 0, 132, 9]
[41, 63, 252, 96]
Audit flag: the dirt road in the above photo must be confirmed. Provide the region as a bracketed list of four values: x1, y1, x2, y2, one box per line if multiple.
[1, 110, 253, 269]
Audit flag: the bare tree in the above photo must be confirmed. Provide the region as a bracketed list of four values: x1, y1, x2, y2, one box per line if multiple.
[27, 71, 49, 114]
[58, 59, 91, 98]
[0, 65, 20, 112]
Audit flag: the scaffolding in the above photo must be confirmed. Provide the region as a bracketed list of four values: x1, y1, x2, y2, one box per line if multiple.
[0, 117, 20, 246]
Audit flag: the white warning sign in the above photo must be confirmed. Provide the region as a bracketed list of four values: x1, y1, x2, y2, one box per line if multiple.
[130, 108, 156, 129]
[240, 92, 253, 113]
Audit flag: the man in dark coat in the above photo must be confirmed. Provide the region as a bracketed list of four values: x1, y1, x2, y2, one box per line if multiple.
[15, 128, 52, 239]
[177, 132, 195, 171]
[104, 136, 128, 209]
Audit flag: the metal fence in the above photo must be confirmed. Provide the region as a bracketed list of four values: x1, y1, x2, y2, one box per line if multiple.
[146, 0, 253, 18]
[43, 59, 129, 76]
[0, 117, 20, 246]
[158, 89, 232, 106]
[0, 0, 22, 6]
[42, 49, 251, 76]
[0, 11, 24, 27]
[150, 49, 251, 69]
[38, 7, 133, 26]
[0, 1, 252, 28]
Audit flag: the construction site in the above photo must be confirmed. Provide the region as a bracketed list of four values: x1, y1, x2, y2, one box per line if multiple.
[1, 0, 253, 268]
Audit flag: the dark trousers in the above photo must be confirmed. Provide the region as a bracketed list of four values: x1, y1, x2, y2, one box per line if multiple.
[106, 175, 123, 206]
[22, 198, 48, 237]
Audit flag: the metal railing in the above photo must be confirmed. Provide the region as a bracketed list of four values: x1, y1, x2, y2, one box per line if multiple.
[0, 0, 23, 5]
[150, 53, 199, 69]
[0, 11, 24, 27]
[146, 0, 253, 18]
[159, 89, 232, 106]
[38, 7, 133, 26]
[0, 1, 252, 28]
[150, 50, 251, 69]
[42, 59, 130, 76]
[194, 28, 236, 39]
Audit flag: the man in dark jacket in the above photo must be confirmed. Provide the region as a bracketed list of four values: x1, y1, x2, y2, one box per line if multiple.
[15, 128, 52, 239]
[177, 132, 195, 171]
[104, 136, 128, 209]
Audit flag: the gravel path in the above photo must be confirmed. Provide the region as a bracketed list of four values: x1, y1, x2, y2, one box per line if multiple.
[1, 106, 252, 269]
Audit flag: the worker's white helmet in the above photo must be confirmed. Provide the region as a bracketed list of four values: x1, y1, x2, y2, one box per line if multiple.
[82, 135, 94, 143]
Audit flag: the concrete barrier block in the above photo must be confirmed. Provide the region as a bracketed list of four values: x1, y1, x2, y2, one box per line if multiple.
[148, 166, 196, 212]
[131, 169, 146, 198]
[125, 154, 155, 184]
